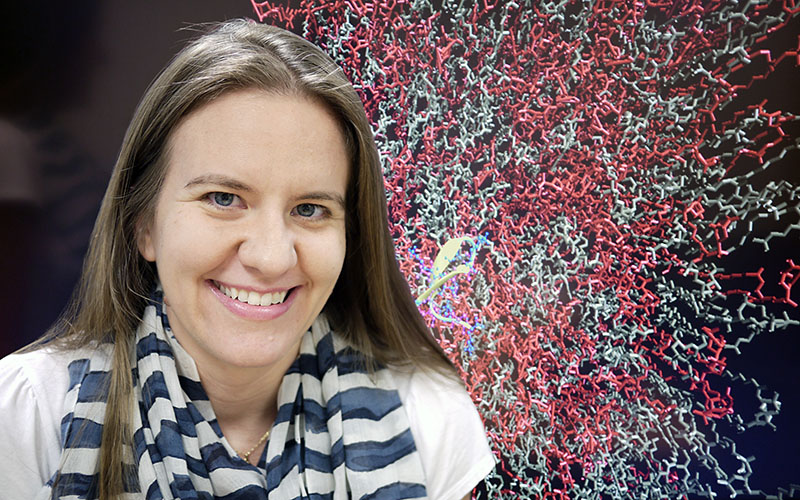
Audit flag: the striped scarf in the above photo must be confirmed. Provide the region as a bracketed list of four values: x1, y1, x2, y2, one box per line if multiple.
[44, 294, 428, 499]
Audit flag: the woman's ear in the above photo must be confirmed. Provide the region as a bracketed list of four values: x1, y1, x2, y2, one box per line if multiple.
[136, 219, 157, 262]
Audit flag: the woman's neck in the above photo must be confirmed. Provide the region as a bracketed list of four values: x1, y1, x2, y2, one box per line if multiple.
[195, 360, 291, 463]
[199, 364, 282, 423]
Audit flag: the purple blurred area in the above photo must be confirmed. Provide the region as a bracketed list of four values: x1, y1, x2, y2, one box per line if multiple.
[0, 1, 253, 356]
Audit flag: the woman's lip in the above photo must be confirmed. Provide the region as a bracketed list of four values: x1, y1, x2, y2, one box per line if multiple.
[207, 280, 296, 321]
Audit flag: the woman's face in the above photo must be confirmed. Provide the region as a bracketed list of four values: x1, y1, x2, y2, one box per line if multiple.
[138, 88, 349, 375]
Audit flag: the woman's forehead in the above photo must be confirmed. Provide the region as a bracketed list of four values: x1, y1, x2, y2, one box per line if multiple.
[161, 89, 350, 197]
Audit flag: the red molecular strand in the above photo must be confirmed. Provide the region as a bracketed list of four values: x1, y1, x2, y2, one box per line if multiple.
[715, 259, 800, 307]
[252, 1, 798, 498]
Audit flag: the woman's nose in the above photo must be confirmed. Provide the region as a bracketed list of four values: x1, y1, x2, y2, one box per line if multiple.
[236, 215, 298, 277]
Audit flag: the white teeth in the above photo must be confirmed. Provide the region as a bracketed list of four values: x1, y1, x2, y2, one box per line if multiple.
[216, 282, 288, 306]
[259, 292, 284, 306]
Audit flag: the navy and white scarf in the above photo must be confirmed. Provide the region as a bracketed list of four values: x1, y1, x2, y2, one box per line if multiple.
[43, 295, 428, 499]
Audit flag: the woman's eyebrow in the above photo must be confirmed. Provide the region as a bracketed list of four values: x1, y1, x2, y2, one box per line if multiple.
[298, 191, 346, 209]
[184, 174, 253, 192]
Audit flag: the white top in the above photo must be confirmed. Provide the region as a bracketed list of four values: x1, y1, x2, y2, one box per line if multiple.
[0, 348, 494, 500]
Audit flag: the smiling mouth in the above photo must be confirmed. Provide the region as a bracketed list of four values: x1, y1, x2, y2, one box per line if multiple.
[213, 281, 290, 306]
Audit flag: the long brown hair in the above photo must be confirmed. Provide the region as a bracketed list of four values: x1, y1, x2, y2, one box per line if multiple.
[37, 20, 454, 498]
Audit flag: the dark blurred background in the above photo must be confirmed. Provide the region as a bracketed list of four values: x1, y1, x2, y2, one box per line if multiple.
[0, 1, 253, 356]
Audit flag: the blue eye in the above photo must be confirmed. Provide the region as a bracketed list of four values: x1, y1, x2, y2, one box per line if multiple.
[293, 203, 332, 219]
[211, 192, 236, 207]
[295, 203, 319, 217]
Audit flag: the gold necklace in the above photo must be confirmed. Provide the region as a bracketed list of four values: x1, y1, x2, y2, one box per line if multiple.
[235, 428, 271, 463]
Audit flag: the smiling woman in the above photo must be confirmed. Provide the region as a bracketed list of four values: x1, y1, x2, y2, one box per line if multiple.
[0, 20, 493, 500]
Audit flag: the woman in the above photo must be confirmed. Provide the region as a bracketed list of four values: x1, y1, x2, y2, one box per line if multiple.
[0, 19, 493, 500]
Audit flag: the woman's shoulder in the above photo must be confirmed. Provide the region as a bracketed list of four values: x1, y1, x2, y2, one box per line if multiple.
[0, 343, 113, 429]
[390, 365, 486, 430]
[0, 343, 111, 394]
[389, 365, 495, 500]
[0, 345, 100, 496]
[390, 364, 471, 407]
[0, 346, 72, 399]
